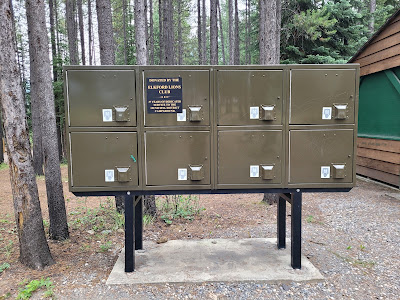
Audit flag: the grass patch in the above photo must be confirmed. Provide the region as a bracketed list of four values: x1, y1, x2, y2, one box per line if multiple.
[143, 214, 155, 226]
[0, 262, 10, 273]
[17, 278, 54, 299]
[68, 198, 124, 233]
[0, 163, 8, 171]
[99, 241, 112, 252]
[157, 195, 204, 225]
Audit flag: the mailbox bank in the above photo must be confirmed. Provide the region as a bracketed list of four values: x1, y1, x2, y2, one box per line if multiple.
[65, 65, 359, 271]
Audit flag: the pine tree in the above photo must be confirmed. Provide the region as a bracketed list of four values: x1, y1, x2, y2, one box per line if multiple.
[1, 0, 54, 269]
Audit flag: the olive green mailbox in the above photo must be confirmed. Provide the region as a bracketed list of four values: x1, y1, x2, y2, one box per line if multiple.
[64, 64, 359, 272]
[64, 65, 359, 193]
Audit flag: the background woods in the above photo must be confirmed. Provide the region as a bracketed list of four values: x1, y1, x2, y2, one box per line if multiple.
[0, 0, 399, 269]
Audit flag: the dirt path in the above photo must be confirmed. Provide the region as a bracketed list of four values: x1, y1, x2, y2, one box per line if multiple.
[0, 164, 399, 299]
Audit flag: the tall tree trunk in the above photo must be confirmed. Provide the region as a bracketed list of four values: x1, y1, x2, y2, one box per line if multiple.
[197, 0, 201, 64]
[144, 0, 149, 62]
[26, 0, 70, 240]
[49, 0, 63, 161]
[163, 0, 174, 64]
[96, 0, 115, 65]
[77, 0, 86, 65]
[369, 0, 376, 34]
[259, 0, 265, 64]
[217, 0, 225, 64]
[259, 0, 277, 65]
[135, 0, 147, 64]
[149, 0, 154, 64]
[177, 0, 183, 65]
[201, 0, 206, 64]
[123, 0, 127, 64]
[210, 0, 218, 64]
[49, 0, 58, 81]
[88, 0, 93, 64]
[261, 0, 281, 205]
[228, 0, 234, 64]
[234, 0, 239, 64]
[158, 0, 163, 64]
[245, 0, 250, 64]
[0, 111, 3, 164]
[276, 0, 281, 64]
[66, 0, 79, 64]
[30, 63, 44, 176]
[55, 0, 61, 62]
[0, 0, 54, 269]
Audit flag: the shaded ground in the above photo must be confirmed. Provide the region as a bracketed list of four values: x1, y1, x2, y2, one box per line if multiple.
[0, 163, 399, 299]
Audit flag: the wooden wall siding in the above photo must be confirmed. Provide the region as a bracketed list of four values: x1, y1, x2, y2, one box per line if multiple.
[357, 137, 400, 187]
[352, 15, 400, 76]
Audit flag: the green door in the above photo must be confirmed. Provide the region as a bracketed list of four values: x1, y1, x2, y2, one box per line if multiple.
[145, 131, 211, 186]
[217, 70, 283, 125]
[290, 69, 356, 125]
[67, 70, 136, 127]
[218, 130, 283, 185]
[70, 132, 138, 188]
[289, 129, 354, 184]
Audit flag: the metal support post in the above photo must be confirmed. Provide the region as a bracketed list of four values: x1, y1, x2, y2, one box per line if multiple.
[135, 196, 143, 250]
[291, 191, 302, 269]
[277, 194, 286, 249]
[124, 194, 135, 272]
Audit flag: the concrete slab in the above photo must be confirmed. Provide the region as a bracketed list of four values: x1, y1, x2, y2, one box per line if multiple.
[107, 238, 324, 284]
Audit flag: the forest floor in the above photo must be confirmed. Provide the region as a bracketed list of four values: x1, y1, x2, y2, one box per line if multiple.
[0, 162, 399, 299]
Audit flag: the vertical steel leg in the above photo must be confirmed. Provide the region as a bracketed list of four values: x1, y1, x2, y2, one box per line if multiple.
[124, 194, 135, 272]
[135, 196, 143, 250]
[277, 194, 286, 249]
[291, 192, 302, 269]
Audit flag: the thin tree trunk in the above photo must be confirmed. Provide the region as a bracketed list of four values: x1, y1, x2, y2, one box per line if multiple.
[259, 0, 278, 65]
[210, 0, 218, 64]
[217, 0, 225, 64]
[149, 0, 154, 64]
[234, 0, 239, 64]
[96, 0, 115, 65]
[201, 0, 206, 64]
[30, 67, 44, 176]
[0, 111, 3, 164]
[1, 0, 54, 269]
[144, 195, 156, 216]
[276, 0, 281, 64]
[369, 0, 376, 34]
[228, 0, 234, 64]
[49, 0, 58, 80]
[135, 0, 147, 65]
[245, 0, 250, 64]
[66, 0, 79, 64]
[88, 0, 93, 64]
[177, 0, 182, 65]
[55, 0, 61, 61]
[49, 0, 63, 161]
[259, 0, 265, 64]
[26, 0, 70, 240]
[144, 0, 149, 62]
[159, 0, 163, 64]
[123, 0, 127, 64]
[77, 0, 85, 65]
[197, 0, 201, 64]
[163, 0, 174, 64]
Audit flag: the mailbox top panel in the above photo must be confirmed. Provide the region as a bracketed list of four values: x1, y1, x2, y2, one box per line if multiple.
[290, 69, 357, 125]
[217, 70, 283, 126]
[67, 69, 136, 127]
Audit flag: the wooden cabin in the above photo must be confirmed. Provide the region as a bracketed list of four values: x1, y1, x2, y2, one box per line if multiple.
[349, 9, 400, 188]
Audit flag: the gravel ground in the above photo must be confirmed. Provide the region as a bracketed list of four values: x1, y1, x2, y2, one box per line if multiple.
[48, 177, 400, 300]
